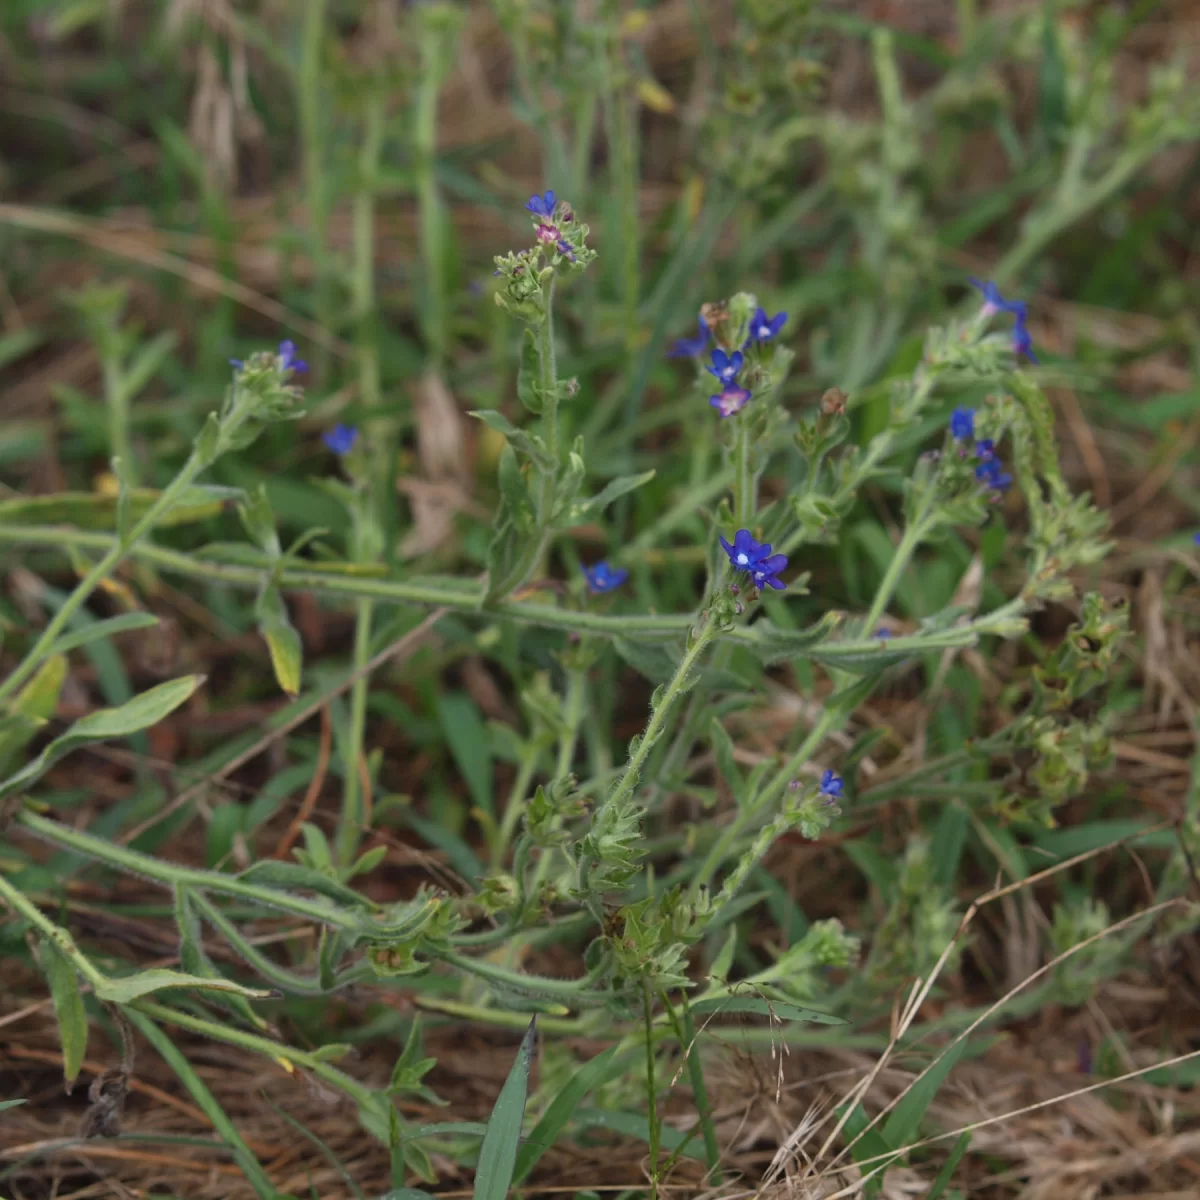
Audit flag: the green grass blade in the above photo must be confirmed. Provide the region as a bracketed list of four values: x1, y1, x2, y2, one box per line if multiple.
[881, 1038, 971, 1151]
[473, 1018, 536, 1200]
[927, 1130, 971, 1200]
[39, 943, 87, 1086]
[512, 1043, 628, 1185]
[126, 1010, 277, 1200]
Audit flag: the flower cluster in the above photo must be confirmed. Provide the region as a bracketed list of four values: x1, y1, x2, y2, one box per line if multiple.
[949, 407, 1013, 496]
[670, 301, 788, 419]
[719, 529, 788, 590]
[230, 339, 308, 375]
[969, 278, 1038, 364]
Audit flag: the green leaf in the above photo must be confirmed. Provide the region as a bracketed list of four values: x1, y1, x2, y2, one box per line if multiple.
[688, 996, 846, 1025]
[236, 860, 373, 909]
[516, 329, 542, 414]
[0, 655, 67, 772]
[258, 585, 303, 696]
[40, 942, 88, 1085]
[48, 612, 160, 656]
[927, 1131, 971, 1200]
[126, 1010, 276, 1200]
[739, 611, 843, 664]
[0, 675, 203, 801]
[470, 409, 551, 466]
[473, 1018, 536, 1200]
[513, 1044, 628, 1185]
[565, 469, 657, 525]
[709, 718, 742, 797]
[838, 1101, 895, 1198]
[0, 486, 240, 530]
[435, 692, 493, 817]
[881, 1038, 971, 1151]
[93, 968, 274, 1004]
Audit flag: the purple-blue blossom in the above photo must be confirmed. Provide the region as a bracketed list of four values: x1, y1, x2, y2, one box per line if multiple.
[747, 307, 787, 344]
[950, 408, 975, 440]
[525, 190, 556, 218]
[278, 340, 307, 373]
[975, 456, 1013, 492]
[322, 423, 358, 455]
[968, 278, 1027, 320]
[706, 348, 743, 384]
[710, 384, 752, 418]
[669, 316, 710, 358]
[819, 769, 843, 799]
[719, 529, 788, 590]
[583, 561, 628, 594]
[1011, 319, 1039, 363]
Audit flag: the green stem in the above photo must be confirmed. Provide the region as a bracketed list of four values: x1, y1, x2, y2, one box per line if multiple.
[733, 414, 755, 526]
[416, 26, 447, 368]
[643, 983, 661, 1199]
[17, 811, 368, 932]
[102, 354, 134, 488]
[860, 499, 938, 636]
[0, 524, 1015, 654]
[434, 948, 609, 1006]
[337, 86, 387, 870]
[603, 34, 639, 355]
[673, 995, 721, 1180]
[692, 706, 841, 893]
[132, 998, 377, 1109]
[0, 441, 225, 705]
[0, 871, 106, 990]
[492, 745, 541, 868]
[299, 0, 331, 383]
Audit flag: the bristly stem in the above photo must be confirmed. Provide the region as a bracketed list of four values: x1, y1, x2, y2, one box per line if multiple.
[733, 412, 756, 527]
[416, 16, 450, 369]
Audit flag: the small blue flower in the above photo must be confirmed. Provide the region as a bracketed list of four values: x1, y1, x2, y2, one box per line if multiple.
[873, 627, 892, 641]
[949, 407, 975, 440]
[975, 456, 1013, 492]
[556, 238, 576, 262]
[747, 307, 788, 344]
[975, 438, 995, 461]
[525, 190, 556, 218]
[669, 316, 711, 358]
[278, 339, 307, 373]
[968, 277, 1027, 320]
[818, 769, 843, 799]
[719, 529, 788, 590]
[706, 348, 743, 384]
[1011, 319, 1039, 364]
[583, 561, 628, 594]
[322, 423, 358, 455]
[1194, 532, 1200, 546]
[710, 384, 752, 418]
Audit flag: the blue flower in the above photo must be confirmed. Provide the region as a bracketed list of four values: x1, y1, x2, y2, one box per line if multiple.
[747, 307, 788, 344]
[873, 627, 892, 640]
[706, 348, 743, 384]
[975, 438, 996, 461]
[719, 529, 788, 590]
[710, 384, 752, 418]
[968, 277, 1027, 320]
[278, 339, 307, 373]
[322, 423, 358, 455]
[525, 190, 556, 218]
[1011, 319, 1039, 364]
[819, 769, 843, 799]
[556, 238, 576, 262]
[1194, 532, 1200, 546]
[583, 561, 628, 594]
[949, 407, 975, 440]
[669, 316, 711, 358]
[975, 456, 1013, 492]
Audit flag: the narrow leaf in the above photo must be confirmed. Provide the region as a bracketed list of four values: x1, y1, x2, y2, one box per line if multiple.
[927, 1130, 971, 1200]
[513, 1044, 627, 1184]
[94, 967, 273, 1004]
[40, 942, 88, 1085]
[0, 675, 203, 801]
[881, 1038, 971, 1150]
[688, 996, 846, 1025]
[48, 612, 160, 656]
[473, 1018, 536, 1200]
[0, 1099, 29, 1112]
[516, 329, 542, 414]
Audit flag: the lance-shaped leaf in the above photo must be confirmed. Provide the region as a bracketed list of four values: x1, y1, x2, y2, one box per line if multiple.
[473, 1018, 536, 1200]
[0, 675, 203, 801]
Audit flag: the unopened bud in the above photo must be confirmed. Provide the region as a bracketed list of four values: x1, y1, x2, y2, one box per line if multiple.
[820, 387, 847, 416]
